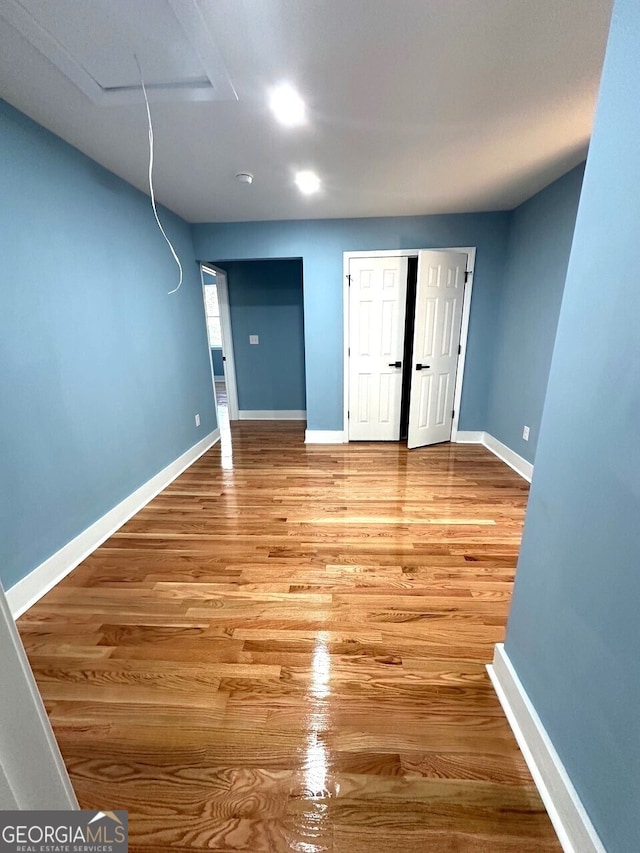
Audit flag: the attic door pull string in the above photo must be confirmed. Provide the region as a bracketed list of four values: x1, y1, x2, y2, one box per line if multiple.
[134, 55, 183, 294]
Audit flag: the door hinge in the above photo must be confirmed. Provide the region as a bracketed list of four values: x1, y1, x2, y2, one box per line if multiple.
[347, 274, 352, 286]
[348, 347, 350, 356]
[452, 409, 455, 418]
[464, 270, 470, 282]
[458, 344, 461, 355]
[348, 410, 350, 419]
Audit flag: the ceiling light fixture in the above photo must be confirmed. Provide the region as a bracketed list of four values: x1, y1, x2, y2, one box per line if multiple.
[236, 172, 253, 184]
[269, 84, 306, 126]
[295, 170, 321, 195]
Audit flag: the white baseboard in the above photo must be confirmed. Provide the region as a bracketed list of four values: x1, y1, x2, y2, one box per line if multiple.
[6, 429, 221, 619]
[239, 410, 306, 420]
[483, 432, 533, 482]
[454, 430, 485, 443]
[487, 644, 606, 853]
[454, 430, 533, 482]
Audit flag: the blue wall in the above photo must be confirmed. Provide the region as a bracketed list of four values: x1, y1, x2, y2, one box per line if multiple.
[193, 214, 510, 432]
[505, 1, 640, 849]
[486, 165, 584, 463]
[0, 100, 216, 591]
[217, 260, 306, 412]
[211, 349, 224, 376]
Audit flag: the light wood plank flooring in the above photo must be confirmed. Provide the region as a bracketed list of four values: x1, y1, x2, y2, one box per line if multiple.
[18, 422, 560, 852]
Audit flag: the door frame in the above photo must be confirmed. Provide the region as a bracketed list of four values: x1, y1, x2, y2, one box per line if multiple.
[200, 264, 239, 421]
[343, 247, 476, 442]
[0, 581, 78, 809]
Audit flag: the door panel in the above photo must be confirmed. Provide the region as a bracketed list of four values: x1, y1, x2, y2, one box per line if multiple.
[349, 257, 408, 440]
[407, 251, 466, 449]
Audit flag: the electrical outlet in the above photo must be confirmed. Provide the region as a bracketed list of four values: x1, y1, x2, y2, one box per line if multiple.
[522, 425, 530, 441]
[195, 414, 200, 427]
[249, 335, 259, 345]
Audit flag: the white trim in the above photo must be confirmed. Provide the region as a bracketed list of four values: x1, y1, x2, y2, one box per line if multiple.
[239, 410, 306, 420]
[6, 429, 220, 618]
[453, 431, 533, 482]
[487, 644, 607, 853]
[449, 247, 476, 441]
[305, 429, 346, 444]
[483, 432, 533, 482]
[200, 265, 221, 420]
[202, 265, 239, 420]
[342, 249, 425, 258]
[455, 430, 485, 443]
[342, 247, 475, 442]
[342, 254, 351, 439]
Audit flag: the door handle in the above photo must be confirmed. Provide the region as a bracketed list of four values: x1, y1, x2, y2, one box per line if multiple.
[415, 363, 430, 370]
[388, 361, 402, 368]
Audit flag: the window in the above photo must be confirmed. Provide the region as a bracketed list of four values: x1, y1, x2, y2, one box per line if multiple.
[204, 284, 222, 347]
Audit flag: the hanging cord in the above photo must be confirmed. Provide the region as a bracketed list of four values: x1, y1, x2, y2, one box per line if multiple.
[134, 55, 183, 294]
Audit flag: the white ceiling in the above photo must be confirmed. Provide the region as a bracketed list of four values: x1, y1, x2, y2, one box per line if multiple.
[0, 0, 612, 223]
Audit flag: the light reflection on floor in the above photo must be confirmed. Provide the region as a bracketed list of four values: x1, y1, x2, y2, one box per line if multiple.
[212, 394, 333, 852]
[293, 633, 334, 853]
[214, 379, 233, 470]
[305, 634, 331, 795]
[215, 388, 339, 853]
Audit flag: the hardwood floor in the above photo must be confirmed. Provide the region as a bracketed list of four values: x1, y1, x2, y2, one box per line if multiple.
[18, 422, 560, 852]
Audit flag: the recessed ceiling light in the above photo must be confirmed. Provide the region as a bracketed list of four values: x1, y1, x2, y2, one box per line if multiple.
[295, 170, 321, 195]
[269, 84, 306, 127]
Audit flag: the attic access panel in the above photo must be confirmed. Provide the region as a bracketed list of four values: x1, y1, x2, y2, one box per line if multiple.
[0, 0, 236, 104]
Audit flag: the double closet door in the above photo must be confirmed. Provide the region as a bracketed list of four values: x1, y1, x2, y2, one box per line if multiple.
[348, 250, 467, 449]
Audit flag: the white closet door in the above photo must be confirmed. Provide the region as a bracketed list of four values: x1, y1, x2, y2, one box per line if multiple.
[407, 250, 466, 449]
[348, 257, 408, 440]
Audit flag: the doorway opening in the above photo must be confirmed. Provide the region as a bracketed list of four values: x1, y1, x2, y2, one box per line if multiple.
[399, 256, 418, 441]
[204, 258, 306, 424]
[343, 247, 475, 448]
